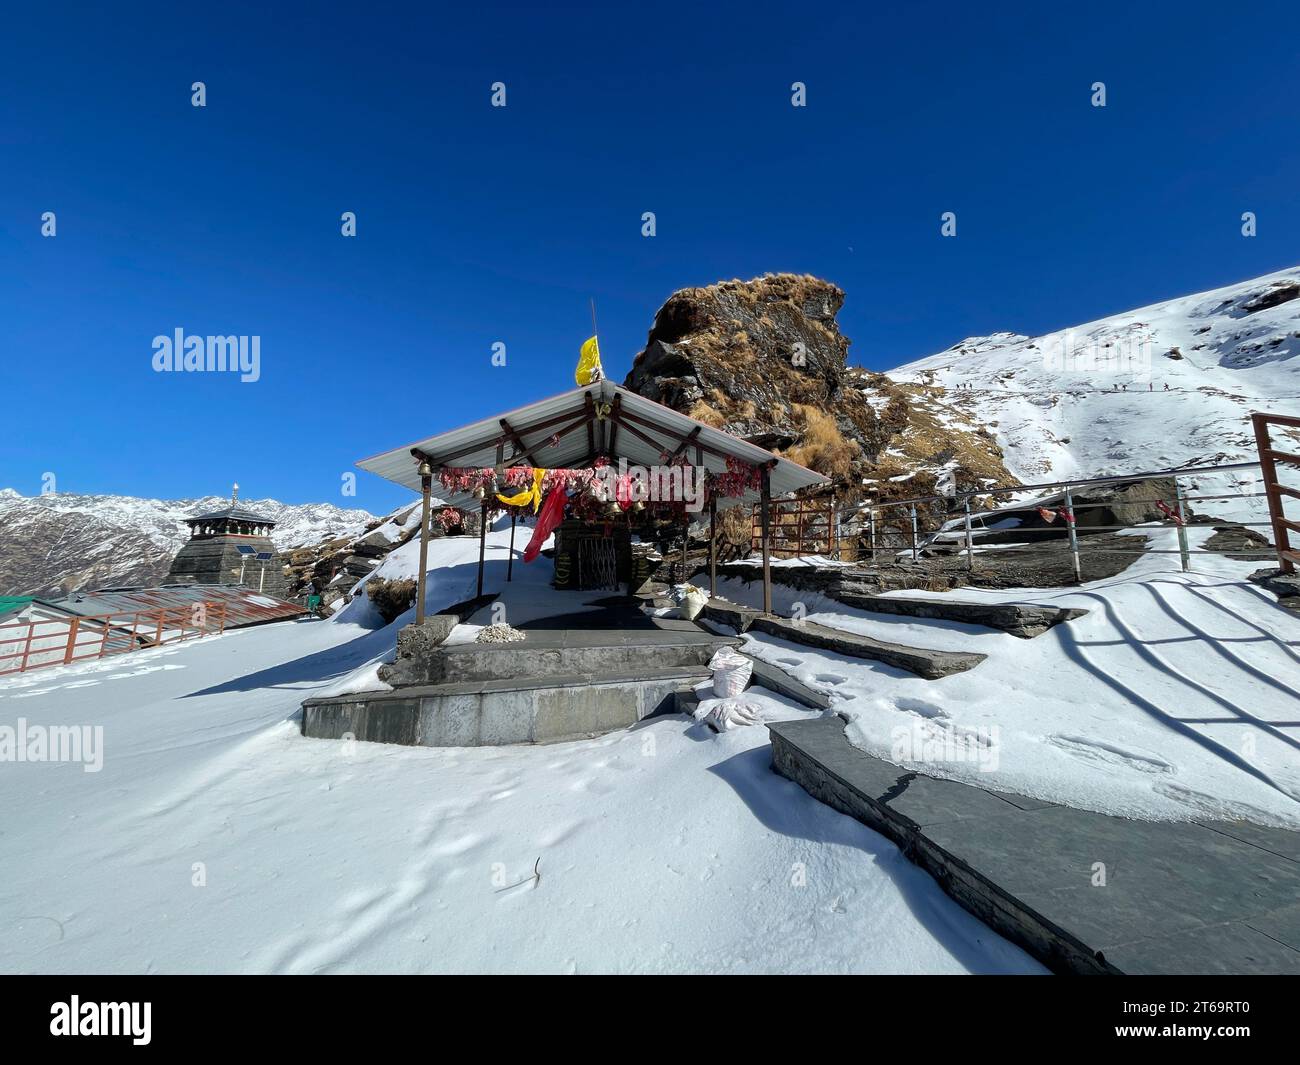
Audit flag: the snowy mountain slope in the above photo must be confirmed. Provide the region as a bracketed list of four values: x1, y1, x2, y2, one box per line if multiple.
[886, 266, 1300, 512]
[0, 489, 375, 596]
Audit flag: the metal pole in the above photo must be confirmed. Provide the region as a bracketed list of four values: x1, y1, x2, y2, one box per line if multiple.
[869, 509, 876, 565]
[760, 467, 773, 614]
[1063, 485, 1082, 583]
[1173, 476, 1191, 572]
[476, 502, 488, 598]
[909, 503, 919, 562]
[415, 465, 432, 624]
[507, 513, 517, 582]
[708, 493, 717, 595]
[963, 496, 974, 571]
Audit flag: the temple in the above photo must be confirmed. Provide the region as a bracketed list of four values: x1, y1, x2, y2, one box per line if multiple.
[165, 487, 289, 597]
[356, 379, 827, 617]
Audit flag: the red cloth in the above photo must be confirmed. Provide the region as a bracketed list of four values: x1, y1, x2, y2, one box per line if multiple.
[523, 487, 568, 563]
[1156, 500, 1184, 526]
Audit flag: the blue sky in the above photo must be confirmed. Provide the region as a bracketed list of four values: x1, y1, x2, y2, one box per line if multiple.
[3, 1, 1297, 515]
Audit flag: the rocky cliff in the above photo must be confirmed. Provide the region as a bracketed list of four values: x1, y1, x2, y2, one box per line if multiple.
[624, 274, 1017, 512]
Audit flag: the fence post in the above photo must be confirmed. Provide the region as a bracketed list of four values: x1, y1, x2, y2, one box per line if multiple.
[963, 496, 975, 570]
[909, 503, 919, 562]
[1063, 485, 1082, 583]
[1173, 476, 1191, 572]
[63, 617, 80, 664]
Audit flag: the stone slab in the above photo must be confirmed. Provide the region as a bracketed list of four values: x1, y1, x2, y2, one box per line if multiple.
[768, 715, 1300, 975]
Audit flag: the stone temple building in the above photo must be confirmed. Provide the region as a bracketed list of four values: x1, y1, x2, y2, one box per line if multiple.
[166, 499, 290, 599]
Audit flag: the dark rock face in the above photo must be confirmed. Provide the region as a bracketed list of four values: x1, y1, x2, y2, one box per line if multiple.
[622, 275, 1018, 544]
[624, 275, 888, 475]
[1249, 567, 1300, 611]
[1075, 478, 1183, 530]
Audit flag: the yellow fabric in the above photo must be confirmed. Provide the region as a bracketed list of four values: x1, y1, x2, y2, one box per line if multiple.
[575, 335, 603, 386]
[496, 467, 546, 513]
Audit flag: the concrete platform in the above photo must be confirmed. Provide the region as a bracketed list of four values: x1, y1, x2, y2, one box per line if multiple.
[769, 715, 1300, 975]
[302, 605, 733, 747]
[303, 665, 707, 747]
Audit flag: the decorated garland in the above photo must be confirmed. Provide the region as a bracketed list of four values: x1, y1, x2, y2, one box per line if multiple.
[433, 455, 762, 508]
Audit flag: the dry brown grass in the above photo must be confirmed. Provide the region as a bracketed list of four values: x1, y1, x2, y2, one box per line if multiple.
[366, 578, 417, 624]
[688, 401, 727, 428]
[781, 404, 861, 480]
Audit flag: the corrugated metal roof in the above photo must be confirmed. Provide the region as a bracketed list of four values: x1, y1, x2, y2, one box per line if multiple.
[49, 586, 305, 628]
[356, 381, 827, 508]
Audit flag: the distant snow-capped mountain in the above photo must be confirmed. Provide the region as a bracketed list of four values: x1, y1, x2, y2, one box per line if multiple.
[887, 265, 1300, 518]
[0, 490, 376, 597]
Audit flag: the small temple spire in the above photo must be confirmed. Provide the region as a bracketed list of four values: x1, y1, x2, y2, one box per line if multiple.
[232, 482, 239, 504]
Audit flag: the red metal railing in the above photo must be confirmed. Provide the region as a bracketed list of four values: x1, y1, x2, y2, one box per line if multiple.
[1252, 412, 1300, 574]
[0, 602, 228, 677]
[752, 494, 837, 559]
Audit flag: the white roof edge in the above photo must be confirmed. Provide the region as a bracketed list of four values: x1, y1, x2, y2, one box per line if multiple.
[356, 381, 828, 501]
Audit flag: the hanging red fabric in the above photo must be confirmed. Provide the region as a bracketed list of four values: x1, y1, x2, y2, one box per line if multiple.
[523, 487, 568, 563]
[1155, 500, 1184, 526]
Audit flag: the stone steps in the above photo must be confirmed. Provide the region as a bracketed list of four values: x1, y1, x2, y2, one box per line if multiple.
[827, 585, 1087, 638]
[413, 631, 737, 686]
[700, 597, 985, 680]
[302, 665, 710, 747]
[750, 616, 986, 679]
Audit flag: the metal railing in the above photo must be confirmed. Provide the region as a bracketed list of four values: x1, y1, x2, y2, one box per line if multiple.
[750, 494, 836, 558]
[835, 459, 1278, 579]
[1252, 412, 1300, 574]
[0, 602, 228, 677]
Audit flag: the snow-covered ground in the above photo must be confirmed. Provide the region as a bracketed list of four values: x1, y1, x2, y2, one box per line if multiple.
[718, 526, 1300, 829]
[0, 523, 1042, 975]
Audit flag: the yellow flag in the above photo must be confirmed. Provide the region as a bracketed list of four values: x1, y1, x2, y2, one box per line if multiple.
[496, 467, 547, 513]
[575, 335, 603, 386]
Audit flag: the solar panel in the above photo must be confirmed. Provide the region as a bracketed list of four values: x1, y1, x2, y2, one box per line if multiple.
[236, 545, 256, 556]
[254, 552, 274, 561]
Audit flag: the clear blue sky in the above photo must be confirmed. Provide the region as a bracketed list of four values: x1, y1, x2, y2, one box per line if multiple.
[3, 1, 1297, 515]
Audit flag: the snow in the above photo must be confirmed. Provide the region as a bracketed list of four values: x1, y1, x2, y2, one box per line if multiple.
[0, 531, 1042, 974]
[887, 265, 1300, 523]
[716, 527, 1300, 829]
[0, 489, 376, 554]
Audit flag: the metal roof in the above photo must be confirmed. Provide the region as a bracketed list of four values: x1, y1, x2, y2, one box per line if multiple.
[0, 596, 34, 620]
[49, 586, 305, 628]
[356, 381, 828, 508]
[186, 506, 277, 525]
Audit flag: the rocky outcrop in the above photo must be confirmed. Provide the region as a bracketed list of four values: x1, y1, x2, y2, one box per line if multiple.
[623, 275, 1018, 532]
[284, 503, 482, 610]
